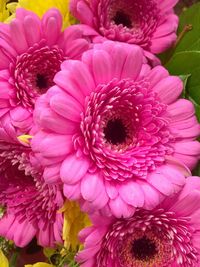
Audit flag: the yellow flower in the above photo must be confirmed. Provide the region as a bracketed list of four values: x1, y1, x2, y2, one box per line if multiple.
[25, 263, 54, 267]
[9, 0, 77, 29]
[0, 0, 10, 22]
[60, 201, 91, 251]
[0, 249, 9, 267]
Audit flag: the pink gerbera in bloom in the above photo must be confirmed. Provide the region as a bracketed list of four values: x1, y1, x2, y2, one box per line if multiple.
[77, 176, 200, 267]
[32, 41, 200, 218]
[0, 135, 64, 247]
[70, 0, 179, 54]
[0, 8, 89, 134]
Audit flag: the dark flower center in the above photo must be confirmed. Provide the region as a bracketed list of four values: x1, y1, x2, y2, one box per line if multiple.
[14, 46, 64, 108]
[36, 74, 48, 92]
[113, 10, 132, 28]
[131, 236, 157, 261]
[104, 118, 127, 145]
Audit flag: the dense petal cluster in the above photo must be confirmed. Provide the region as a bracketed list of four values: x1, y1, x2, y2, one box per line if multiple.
[70, 0, 179, 53]
[77, 177, 200, 267]
[32, 42, 200, 217]
[0, 8, 89, 134]
[0, 139, 64, 247]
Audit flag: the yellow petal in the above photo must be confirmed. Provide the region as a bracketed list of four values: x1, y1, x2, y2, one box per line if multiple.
[0, 250, 9, 267]
[0, 0, 10, 22]
[25, 263, 54, 267]
[60, 201, 91, 251]
[17, 135, 33, 145]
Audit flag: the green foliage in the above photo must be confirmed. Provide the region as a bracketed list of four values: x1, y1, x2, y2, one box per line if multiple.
[45, 246, 79, 267]
[160, 3, 200, 122]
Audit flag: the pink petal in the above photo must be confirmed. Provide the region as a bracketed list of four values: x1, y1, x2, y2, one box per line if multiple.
[40, 108, 78, 135]
[50, 93, 82, 122]
[105, 181, 118, 199]
[139, 181, 163, 210]
[60, 60, 95, 96]
[169, 117, 200, 138]
[54, 70, 85, 105]
[40, 134, 73, 157]
[43, 164, 62, 183]
[81, 172, 104, 202]
[121, 45, 143, 80]
[41, 8, 62, 45]
[91, 50, 113, 85]
[167, 99, 195, 121]
[150, 33, 177, 54]
[119, 181, 144, 207]
[23, 14, 41, 46]
[147, 66, 169, 89]
[176, 176, 200, 201]
[10, 18, 28, 54]
[109, 196, 136, 218]
[148, 171, 175, 196]
[60, 154, 90, 184]
[153, 76, 183, 104]
[170, 191, 200, 217]
[63, 182, 81, 200]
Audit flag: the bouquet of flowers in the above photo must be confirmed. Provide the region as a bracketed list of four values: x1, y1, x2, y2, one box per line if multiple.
[1, 0, 200, 266]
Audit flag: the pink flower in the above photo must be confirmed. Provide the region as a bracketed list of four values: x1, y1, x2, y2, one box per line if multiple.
[0, 8, 89, 134]
[32, 41, 200, 218]
[77, 176, 200, 267]
[70, 0, 179, 54]
[0, 138, 64, 247]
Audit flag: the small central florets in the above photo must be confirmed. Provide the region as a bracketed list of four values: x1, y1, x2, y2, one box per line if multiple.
[36, 73, 49, 91]
[131, 236, 157, 261]
[104, 118, 128, 145]
[13, 45, 64, 108]
[112, 10, 132, 28]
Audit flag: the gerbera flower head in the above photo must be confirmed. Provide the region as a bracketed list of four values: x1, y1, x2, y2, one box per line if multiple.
[70, 0, 179, 54]
[77, 176, 200, 267]
[0, 7, 89, 134]
[32, 41, 200, 218]
[0, 138, 65, 247]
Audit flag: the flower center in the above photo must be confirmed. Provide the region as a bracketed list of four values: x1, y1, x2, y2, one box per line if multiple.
[131, 236, 157, 261]
[112, 10, 132, 28]
[36, 73, 49, 92]
[104, 118, 127, 145]
[13, 45, 64, 108]
[98, 0, 159, 46]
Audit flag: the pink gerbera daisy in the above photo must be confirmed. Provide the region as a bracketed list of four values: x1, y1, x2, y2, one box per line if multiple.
[32, 41, 200, 218]
[70, 0, 179, 54]
[0, 8, 89, 134]
[77, 176, 200, 267]
[0, 136, 64, 247]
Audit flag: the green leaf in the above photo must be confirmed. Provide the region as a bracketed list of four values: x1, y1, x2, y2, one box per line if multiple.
[165, 51, 200, 105]
[175, 3, 200, 53]
[179, 74, 191, 98]
[163, 2, 200, 103]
